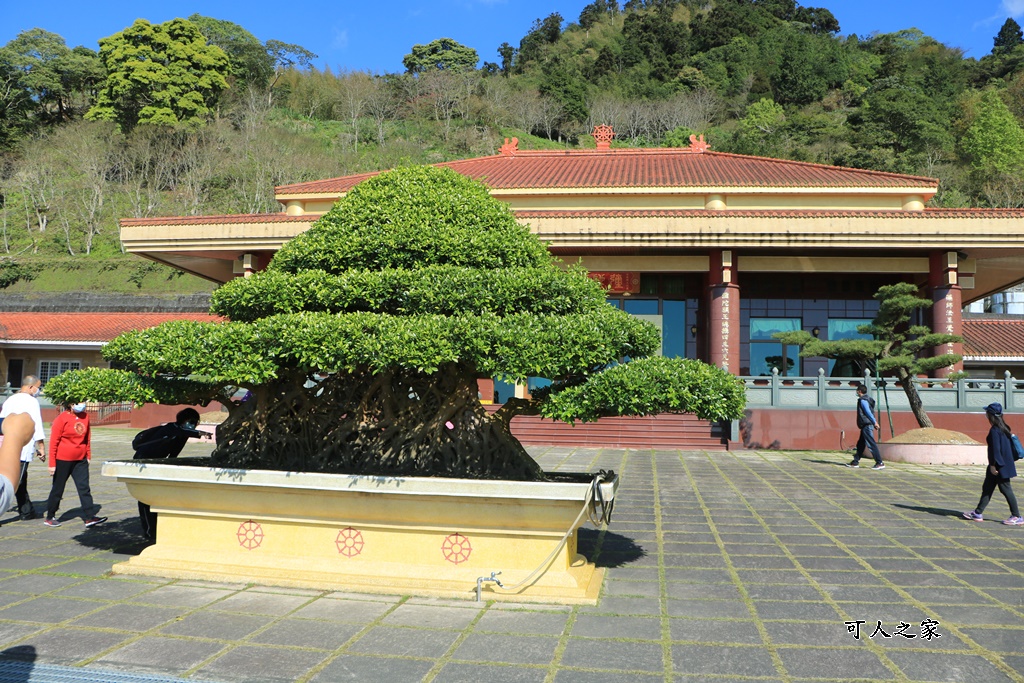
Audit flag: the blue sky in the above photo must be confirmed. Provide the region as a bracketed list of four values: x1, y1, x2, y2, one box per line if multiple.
[2, 0, 1021, 72]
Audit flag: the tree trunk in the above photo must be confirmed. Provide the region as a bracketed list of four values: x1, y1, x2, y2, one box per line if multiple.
[211, 365, 545, 481]
[896, 368, 933, 429]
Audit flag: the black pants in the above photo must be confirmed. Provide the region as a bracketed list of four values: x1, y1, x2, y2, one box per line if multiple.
[853, 425, 882, 464]
[14, 461, 34, 516]
[46, 459, 94, 520]
[138, 502, 157, 540]
[975, 470, 1021, 517]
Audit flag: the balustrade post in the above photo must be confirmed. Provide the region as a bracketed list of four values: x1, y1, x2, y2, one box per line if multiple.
[771, 367, 781, 407]
[957, 376, 966, 410]
[1006, 371, 1014, 411]
[817, 368, 826, 408]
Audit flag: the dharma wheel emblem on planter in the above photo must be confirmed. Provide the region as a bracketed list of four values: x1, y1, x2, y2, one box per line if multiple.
[336, 527, 364, 557]
[237, 520, 264, 550]
[442, 533, 472, 564]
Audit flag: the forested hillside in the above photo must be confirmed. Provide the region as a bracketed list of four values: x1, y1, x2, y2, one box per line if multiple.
[3, 0, 1024, 290]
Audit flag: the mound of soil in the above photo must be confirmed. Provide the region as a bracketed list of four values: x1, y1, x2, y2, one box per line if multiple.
[886, 427, 981, 445]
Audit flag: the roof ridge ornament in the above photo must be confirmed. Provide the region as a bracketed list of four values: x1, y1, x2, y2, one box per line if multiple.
[687, 134, 711, 153]
[499, 137, 519, 156]
[593, 124, 614, 150]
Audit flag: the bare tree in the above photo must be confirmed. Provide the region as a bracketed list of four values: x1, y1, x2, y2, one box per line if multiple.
[334, 70, 376, 153]
[535, 95, 565, 140]
[364, 76, 400, 145]
[507, 88, 543, 134]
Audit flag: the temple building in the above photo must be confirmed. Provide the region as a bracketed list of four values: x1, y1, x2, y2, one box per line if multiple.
[116, 130, 1024, 445]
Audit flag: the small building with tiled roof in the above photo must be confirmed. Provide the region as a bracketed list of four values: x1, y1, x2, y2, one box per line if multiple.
[962, 315, 1024, 377]
[0, 312, 221, 388]
[120, 132, 1024, 388]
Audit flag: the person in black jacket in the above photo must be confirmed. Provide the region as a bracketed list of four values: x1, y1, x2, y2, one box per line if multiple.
[132, 408, 206, 540]
[963, 403, 1022, 525]
[846, 384, 884, 470]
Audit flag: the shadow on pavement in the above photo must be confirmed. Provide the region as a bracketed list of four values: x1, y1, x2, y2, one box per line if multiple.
[801, 458, 849, 466]
[892, 503, 965, 518]
[578, 527, 647, 568]
[0, 645, 36, 682]
[71, 517, 150, 555]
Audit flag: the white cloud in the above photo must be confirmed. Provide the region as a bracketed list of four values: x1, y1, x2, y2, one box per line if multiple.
[1003, 0, 1024, 16]
[332, 28, 349, 51]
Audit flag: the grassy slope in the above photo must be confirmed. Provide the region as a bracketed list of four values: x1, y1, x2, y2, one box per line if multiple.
[7, 257, 214, 295]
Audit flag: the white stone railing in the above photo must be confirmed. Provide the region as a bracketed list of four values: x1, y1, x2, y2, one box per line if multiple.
[741, 368, 1024, 412]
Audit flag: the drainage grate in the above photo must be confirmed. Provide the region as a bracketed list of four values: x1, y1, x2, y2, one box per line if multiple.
[0, 660, 219, 683]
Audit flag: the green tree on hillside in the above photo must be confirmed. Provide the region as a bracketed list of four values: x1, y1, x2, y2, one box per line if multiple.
[961, 89, 1024, 175]
[86, 18, 230, 131]
[186, 15, 275, 88]
[403, 38, 479, 74]
[993, 18, 1024, 55]
[0, 30, 103, 143]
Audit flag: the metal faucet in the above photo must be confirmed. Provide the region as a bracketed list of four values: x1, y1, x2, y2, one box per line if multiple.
[475, 571, 503, 601]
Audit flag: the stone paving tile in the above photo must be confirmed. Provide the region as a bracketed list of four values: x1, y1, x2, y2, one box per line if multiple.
[580, 596, 660, 617]
[128, 584, 234, 608]
[53, 578, 160, 601]
[670, 643, 778, 677]
[247, 618, 363, 649]
[572, 614, 662, 640]
[282, 596, 394, 623]
[670, 618, 762, 644]
[207, 589, 313, 616]
[0, 573, 85, 594]
[886, 650, 1020, 682]
[157, 610, 273, 640]
[451, 633, 559, 665]
[778, 646, 896, 679]
[473, 609, 570, 636]
[0, 595, 103, 623]
[434, 662, 548, 683]
[11, 626, 136, 664]
[309, 654, 436, 682]
[559, 638, 664, 673]
[382, 603, 481, 629]
[0, 621, 45, 647]
[347, 625, 460, 658]
[92, 636, 228, 676]
[666, 598, 753, 619]
[68, 603, 187, 631]
[193, 645, 329, 683]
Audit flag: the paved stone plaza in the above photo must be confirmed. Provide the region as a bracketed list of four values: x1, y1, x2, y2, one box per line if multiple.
[0, 429, 1022, 682]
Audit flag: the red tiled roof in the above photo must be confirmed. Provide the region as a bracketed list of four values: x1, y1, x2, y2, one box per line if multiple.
[517, 208, 1024, 219]
[963, 318, 1024, 358]
[115, 206, 1024, 229]
[275, 149, 939, 195]
[121, 213, 306, 227]
[0, 313, 221, 343]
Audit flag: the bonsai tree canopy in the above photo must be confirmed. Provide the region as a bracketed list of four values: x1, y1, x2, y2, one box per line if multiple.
[46, 166, 745, 480]
[774, 282, 963, 429]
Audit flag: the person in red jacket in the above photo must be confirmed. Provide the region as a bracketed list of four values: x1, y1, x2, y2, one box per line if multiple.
[43, 402, 106, 528]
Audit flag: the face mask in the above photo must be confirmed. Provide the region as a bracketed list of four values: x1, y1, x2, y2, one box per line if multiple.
[71, 403, 87, 413]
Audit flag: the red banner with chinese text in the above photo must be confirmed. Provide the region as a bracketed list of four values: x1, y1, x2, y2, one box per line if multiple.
[588, 272, 641, 294]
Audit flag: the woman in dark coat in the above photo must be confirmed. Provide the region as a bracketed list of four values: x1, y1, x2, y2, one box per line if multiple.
[963, 403, 1022, 525]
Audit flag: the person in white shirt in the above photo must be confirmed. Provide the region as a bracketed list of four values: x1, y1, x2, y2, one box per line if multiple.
[0, 376, 46, 520]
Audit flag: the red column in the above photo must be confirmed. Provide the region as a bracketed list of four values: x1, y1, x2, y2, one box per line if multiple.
[708, 250, 740, 374]
[929, 251, 964, 377]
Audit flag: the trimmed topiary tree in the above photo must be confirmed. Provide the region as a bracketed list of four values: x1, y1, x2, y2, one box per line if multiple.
[46, 166, 745, 480]
[774, 282, 963, 429]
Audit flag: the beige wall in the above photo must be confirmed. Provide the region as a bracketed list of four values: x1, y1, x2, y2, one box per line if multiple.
[1, 348, 107, 386]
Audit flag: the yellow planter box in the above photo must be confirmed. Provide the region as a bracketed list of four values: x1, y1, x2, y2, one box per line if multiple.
[102, 459, 618, 605]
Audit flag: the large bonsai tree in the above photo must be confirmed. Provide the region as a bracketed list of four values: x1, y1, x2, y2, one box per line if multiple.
[775, 282, 962, 429]
[47, 166, 745, 480]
